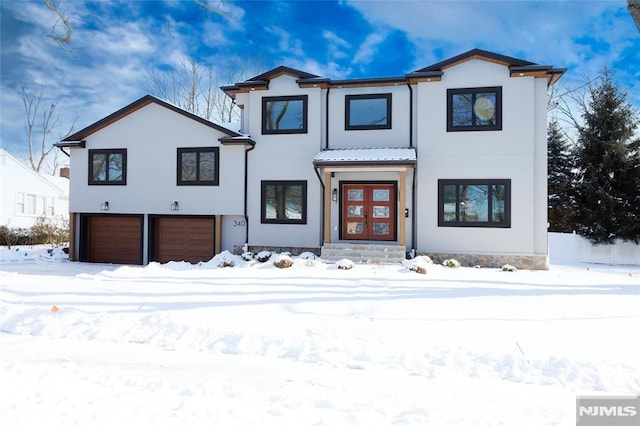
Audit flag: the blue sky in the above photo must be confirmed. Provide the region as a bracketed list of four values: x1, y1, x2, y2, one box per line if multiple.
[1, 0, 639, 162]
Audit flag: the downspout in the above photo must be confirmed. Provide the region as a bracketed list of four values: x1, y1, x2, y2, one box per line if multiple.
[317, 84, 330, 246]
[407, 79, 416, 252]
[243, 142, 256, 246]
[325, 86, 331, 150]
[59, 147, 70, 157]
[406, 80, 413, 148]
[314, 165, 325, 248]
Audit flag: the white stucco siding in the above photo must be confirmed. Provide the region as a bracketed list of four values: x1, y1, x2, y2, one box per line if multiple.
[241, 75, 324, 249]
[327, 86, 411, 149]
[245, 156, 322, 248]
[69, 103, 245, 215]
[533, 77, 549, 255]
[414, 59, 546, 256]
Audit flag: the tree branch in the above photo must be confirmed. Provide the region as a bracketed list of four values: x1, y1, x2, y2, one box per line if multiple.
[44, 0, 73, 44]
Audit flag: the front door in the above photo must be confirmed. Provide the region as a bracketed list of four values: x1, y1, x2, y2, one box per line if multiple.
[341, 183, 396, 241]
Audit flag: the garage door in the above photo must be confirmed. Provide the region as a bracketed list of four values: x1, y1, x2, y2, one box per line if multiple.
[153, 216, 215, 264]
[86, 215, 143, 264]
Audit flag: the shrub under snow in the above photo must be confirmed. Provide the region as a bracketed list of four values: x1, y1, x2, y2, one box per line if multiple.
[501, 264, 518, 272]
[273, 253, 294, 269]
[443, 258, 461, 268]
[256, 251, 272, 263]
[336, 259, 354, 270]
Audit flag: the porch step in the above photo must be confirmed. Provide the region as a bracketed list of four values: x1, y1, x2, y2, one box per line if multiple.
[320, 243, 407, 264]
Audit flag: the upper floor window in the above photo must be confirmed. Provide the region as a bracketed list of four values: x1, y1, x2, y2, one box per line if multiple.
[89, 149, 126, 185]
[177, 147, 220, 186]
[262, 95, 308, 134]
[438, 179, 510, 228]
[447, 87, 502, 132]
[261, 180, 307, 224]
[345, 93, 392, 130]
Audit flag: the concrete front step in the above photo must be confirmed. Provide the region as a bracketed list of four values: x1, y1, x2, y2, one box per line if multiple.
[320, 243, 406, 264]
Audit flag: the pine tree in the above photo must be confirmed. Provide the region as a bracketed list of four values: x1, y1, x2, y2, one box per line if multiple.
[547, 118, 575, 233]
[573, 69, 640, 243]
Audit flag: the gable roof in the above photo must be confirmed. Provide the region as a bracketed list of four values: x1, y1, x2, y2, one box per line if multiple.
[222, 48, 566, 100]
[417, 48, 535, 72]
[248, 66, 320, 82]
[221, 66, 321, 99]
[416, 48, 567, 86]
[61, 95, 242, 142]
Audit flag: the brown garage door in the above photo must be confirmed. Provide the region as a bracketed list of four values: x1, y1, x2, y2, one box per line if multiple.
[86, 215, 143, 264]
[154, 216, 215, 264]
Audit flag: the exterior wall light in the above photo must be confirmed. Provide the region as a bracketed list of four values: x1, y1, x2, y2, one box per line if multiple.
[171, 201, 180, 211]
[100, 201, 109, 211]
[332, 188, 338, 203]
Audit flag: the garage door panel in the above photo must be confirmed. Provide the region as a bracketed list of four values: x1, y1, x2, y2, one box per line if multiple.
[86, 216, 142, 264]
[155, 217, 215, 264]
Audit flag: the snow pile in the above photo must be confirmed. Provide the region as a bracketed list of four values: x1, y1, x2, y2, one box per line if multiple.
[0, 245, 68, 263]
[1, 250, 639, 425]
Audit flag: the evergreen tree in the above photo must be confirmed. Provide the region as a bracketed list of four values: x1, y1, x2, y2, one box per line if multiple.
[573, 69, 640, 243]
[547, 118, 575, 232]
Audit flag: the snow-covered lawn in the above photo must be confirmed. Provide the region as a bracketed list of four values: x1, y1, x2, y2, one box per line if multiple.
[1, 247, 639, 425]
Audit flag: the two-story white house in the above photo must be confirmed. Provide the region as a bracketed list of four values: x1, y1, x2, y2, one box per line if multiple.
[57, 49, 565, 268]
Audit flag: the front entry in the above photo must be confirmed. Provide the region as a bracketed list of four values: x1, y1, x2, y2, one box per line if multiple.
[341, 183, 396, 241]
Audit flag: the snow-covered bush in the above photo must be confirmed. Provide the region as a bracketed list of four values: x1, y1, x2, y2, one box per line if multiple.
[219, 259, 235, 268]
[409, 264, 427, 274]
[501, 264, 517, 272]
[241, 251, 254, 261]
[403, 256, 432, 274]
[443, 258, 461, 268]
[298, 252, 317, 260]
[256, 251, 272, 263]
[273, 253, 293, 269]
[336, 259, 354, 270]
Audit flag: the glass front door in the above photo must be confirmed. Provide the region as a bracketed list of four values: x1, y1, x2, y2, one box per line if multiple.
[341, 183, 396, 241]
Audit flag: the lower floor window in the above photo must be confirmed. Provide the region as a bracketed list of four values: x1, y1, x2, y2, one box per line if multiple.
[438, 179, 511, 227]
[261, 180, 307, 224]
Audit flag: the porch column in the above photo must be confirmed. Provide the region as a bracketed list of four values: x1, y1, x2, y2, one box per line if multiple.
[399, 170, 406, 246]
[215, 215, 222, 254]
[69, 212, 77, 261]
[323, 171, 332, 244]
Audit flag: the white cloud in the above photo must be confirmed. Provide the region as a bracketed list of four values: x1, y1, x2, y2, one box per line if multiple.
[265, 25, 304, 57]
[353, 31, 387, 66]
[323, 30, 351, 60]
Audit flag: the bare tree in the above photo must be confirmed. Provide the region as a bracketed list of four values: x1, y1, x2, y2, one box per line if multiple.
[629, 0, 640, 32]
[21, 86, 75, 174]
[141, 56, 266, 124]
[42, 0, 226, 50]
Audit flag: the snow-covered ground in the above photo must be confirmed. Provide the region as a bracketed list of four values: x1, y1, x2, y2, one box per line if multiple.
[1, 246, 639, 425]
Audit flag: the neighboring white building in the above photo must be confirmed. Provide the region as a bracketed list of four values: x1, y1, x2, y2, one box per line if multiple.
[58, 49, 565, 268]
[0, 148, 69, 229]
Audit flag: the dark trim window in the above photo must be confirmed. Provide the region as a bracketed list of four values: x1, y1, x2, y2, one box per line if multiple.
[262, 95, 308, 134]
[177, 147, 220, 186]
[345, 93, 392, 130]
[438, 179, 511, 227]
[447, 87, 502, 132]
[89, 149, 127, 185]
[261, 180, 307, 224]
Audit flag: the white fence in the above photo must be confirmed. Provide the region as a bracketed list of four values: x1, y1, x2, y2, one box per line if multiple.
[548, 232, 640, 266]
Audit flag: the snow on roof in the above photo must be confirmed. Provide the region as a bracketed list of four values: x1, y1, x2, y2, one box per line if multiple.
[313, 147, 416, 165]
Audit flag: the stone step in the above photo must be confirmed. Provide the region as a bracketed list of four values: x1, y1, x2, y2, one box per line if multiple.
[320, 243, 406, 264]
